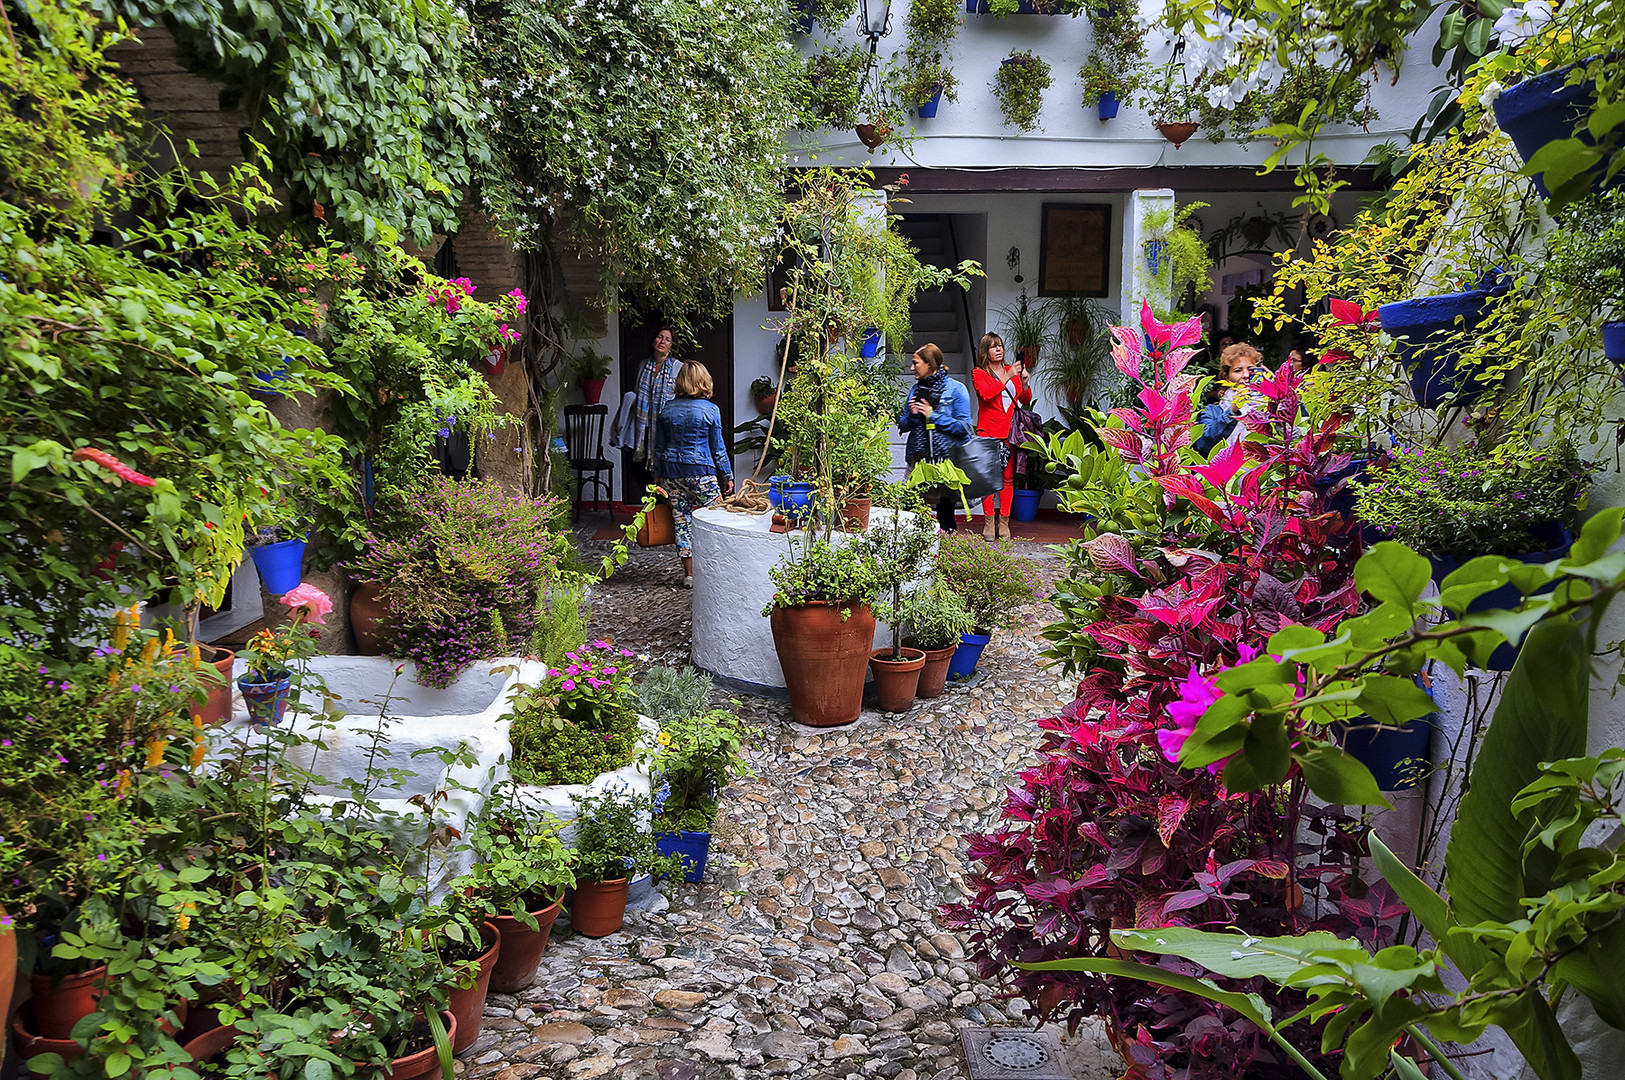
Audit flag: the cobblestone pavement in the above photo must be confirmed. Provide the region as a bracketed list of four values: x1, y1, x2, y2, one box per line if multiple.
[451, 533, 1119, 1080]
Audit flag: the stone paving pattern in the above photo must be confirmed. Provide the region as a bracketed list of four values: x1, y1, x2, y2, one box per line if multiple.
[450, 536, 1120, 1080]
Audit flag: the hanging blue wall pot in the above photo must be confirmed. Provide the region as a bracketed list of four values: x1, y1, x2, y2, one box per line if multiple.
[1097, 92, 1120, 120]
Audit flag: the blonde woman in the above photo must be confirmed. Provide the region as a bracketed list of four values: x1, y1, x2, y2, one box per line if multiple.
[970, 332, 1031, 540]
[654, 361, 733, 588]
[1195, 343, 1265, 455]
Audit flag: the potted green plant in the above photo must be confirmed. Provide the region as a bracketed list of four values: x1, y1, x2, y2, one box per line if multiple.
[1139, 60, 1202, 147]
[1079, 6, 1146, 121]
[1039, 296, 1114, 409]
[571, 346, 613, 405]
[650, 704, 757, 882]
[567, 789, 684, 937]
[750, 374, 778, 414]
[1354, 440, 1595, 669]
[762, 534, 882, 727]
[451, 785, 576, 998]
[1544, 189, 1625, 364]
[508, 640, 642, 785]
[908, 0, 960, 44]
[936, 531, 1043, 679]
[997, 292, 1051, 370]
[238, 584, 331, 724]
[993, 51, 1051, 132]
[898, 578, 974, 699]
[892, 50, 959, 118]
[858, 482, 940, 712]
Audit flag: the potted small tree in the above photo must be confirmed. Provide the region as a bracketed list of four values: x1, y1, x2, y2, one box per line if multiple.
[1545, 189, 1625, 364]
[860, 481, 940, 713]
[993, 51, 1052, 132]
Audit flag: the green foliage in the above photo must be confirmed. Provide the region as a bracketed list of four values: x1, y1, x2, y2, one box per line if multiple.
[862, 482, 942, 657]
[452, 788, 576, 926]
[0, 180, 351, 651]
[906, 0, 961, 48]
[568, 789, 685, 883]
[997, 292, 1051, 351]
[570, 346, 614, 380]
[900, 578, 974, 650]
[631, 665, 715, 726]
[470, 0, 798, 321]
[1079, 5, 1146, 107]
[1039, 295, 1116, 407]
[993, 51, 1051, 132]
[890, 49, 960, 110]
[1142, 202, 1213, 319]
[113, 0, 489, 246]
[1545, 189, 1625, 317]
[1354, 442, 1594, 560]
[652, 706, 757, 833]
[935, 531, 1043, 631]
[804, 46, 871, 130]
[509, 704, 641, 786]
[763, 533, 883, 614]
[530, 577, 593, 668]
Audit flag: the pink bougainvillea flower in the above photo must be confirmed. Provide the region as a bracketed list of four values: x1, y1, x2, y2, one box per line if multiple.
[280, 583, 333, 624]
[1158, 664, 1223, 764]
[1328, 298, 1378, 326]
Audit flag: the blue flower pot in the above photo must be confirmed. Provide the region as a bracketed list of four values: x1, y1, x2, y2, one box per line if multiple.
[1492, 62, 1618, 201]
[768, 474, 790, 513]
[239, 671, 292, 726]
[1603, 321, 1625, 365]
[859, 328, 883, 358]
[947, 632, 992, 680]
[655, 830, 711, 883]
[1378, 285, 1499, 409]
[252, 358, 291, 397]
[249, 538, 307, 595]
[782, 480, 815, 526]
[1428, 523, 1574, 671]
[1011, 489, 1041, 522]
[967, 0, 1050, 11]
[1342, 714, 1433, 790]
[1097, 92, 1120, 120]
[916, 85, 945, 119]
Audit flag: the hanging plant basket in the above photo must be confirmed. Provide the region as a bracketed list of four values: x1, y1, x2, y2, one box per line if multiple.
[1492, 61, 1619, 201]
[855, 122, 892, 150]
[915, 84, 945, 118]
[1377, 272, 1507, 409]
[1155, 121, 1199, 148]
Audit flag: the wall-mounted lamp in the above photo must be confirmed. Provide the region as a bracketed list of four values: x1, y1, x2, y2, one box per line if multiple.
[859, 0, 892, 47]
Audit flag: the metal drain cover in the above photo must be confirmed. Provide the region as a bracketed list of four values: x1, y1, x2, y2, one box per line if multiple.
[960, 1026, 1072, 1080]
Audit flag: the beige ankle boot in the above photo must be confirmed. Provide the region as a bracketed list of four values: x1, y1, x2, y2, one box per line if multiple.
[982, 514, 996, 540]
[995, 513, 1008, 541]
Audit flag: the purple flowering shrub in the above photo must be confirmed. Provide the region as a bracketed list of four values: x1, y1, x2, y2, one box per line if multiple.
[508, 641, 641, 786]
[354, 477, 562, 687]
[941, 305, 1381, 1079]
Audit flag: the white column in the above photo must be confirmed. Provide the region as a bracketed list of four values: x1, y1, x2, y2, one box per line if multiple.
[1121, 188, 1176, 319]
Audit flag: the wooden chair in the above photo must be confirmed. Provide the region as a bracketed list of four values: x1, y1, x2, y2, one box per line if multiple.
[562, 404, 613, 517]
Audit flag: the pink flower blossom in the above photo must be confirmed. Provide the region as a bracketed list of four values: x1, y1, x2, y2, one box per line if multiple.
[561, 679, 576, 691]
[566, 665, 580, 677]
[1159, 665, 1222, 764]
[602, 666, 617, 675]
[592, 639, 609, 649]
[281, 583, 333, 624]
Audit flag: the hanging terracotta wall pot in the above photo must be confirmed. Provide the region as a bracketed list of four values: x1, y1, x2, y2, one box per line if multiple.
[855, 123, 891, 150]
[1154, 121, 1198, 148]
[771, 601, 877, 727]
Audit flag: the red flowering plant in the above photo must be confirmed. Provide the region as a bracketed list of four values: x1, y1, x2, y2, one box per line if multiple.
[942, 304, 1382, 1079]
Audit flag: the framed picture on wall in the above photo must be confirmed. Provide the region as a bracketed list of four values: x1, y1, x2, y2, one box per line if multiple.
[1038, 203, 1112, 297]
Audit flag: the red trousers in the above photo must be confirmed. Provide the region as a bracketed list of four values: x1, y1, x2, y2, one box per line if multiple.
[982, 455, 1016, 518]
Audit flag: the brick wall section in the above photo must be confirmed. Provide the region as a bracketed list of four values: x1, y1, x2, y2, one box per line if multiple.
[106, 26, 249, 179]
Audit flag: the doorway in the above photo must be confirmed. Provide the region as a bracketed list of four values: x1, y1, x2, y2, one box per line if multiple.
[618, 313, 735, 503]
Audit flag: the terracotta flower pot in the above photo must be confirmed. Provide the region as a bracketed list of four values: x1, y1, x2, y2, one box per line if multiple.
[754, 391, 778, 415]
[868, 648, 926, 713]
[383, 1011, 457, 1080]
[569, 879, 630, 938]
[190, 645, 237, 726]
[349, 581, 390, 656]
[183, 1022, 241, 1064]
[11, 1013, 84, 1076]
[489, 902, 562, 994]
[907, 641, 959, 700]
[838, 497, 871, 532]
[447, 921, 501, 1053]
[29, 966, 106, 1040]
[1018, 346, 1039, 370]
[579, 376, 607, 404]
[770, 602, 877, 727]
[855, 123, 891, 150]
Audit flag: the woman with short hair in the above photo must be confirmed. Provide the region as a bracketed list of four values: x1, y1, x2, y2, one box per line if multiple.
[897, 344, 973, 533]
[655, 360, 733, 589]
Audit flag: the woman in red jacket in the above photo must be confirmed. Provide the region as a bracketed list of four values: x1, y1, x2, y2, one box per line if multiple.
[971, 331, 1032, 541]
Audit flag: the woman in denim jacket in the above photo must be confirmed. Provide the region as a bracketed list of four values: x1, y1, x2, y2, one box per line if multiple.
[896, 344, 973, 532]
[655, 361, 734, 588]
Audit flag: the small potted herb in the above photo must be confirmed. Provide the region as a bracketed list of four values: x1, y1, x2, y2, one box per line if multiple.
[651, 706, 757, 881]
[750, 374, 779, 414]
[900, 578, 974, 699]
[567, 789, 685, 937]
[238, 584, 331, 724]
[935, 531, 1043, 678]
[993, 51, 1052, 132]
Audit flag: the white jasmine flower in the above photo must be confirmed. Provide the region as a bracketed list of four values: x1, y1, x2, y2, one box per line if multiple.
[1494, 1, 1553, 45]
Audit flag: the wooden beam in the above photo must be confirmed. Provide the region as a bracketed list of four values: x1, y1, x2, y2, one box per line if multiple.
[866, 166, 1381, 194]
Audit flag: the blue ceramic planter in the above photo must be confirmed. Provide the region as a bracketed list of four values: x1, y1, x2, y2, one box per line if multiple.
[1428, 524, 1573, 671]
[1378, 283, 1501, 409]
[859, 328, 883, 358]
[655, 830, 711, 883]
[1097, 92, 1120, 120]
[249, 537, 307, 595]
[239, 671, 292, 726]
[790, 0, 814, 32]
[1493, 62, 1618, 200]
[782, 481, 815, 526]
[947, 632, 992, 680]
[768, 474, 790, 513]
[916, 85, 944, 119]
[1011, 489, 1041, 522]
[1603, 321, 1625, 365]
